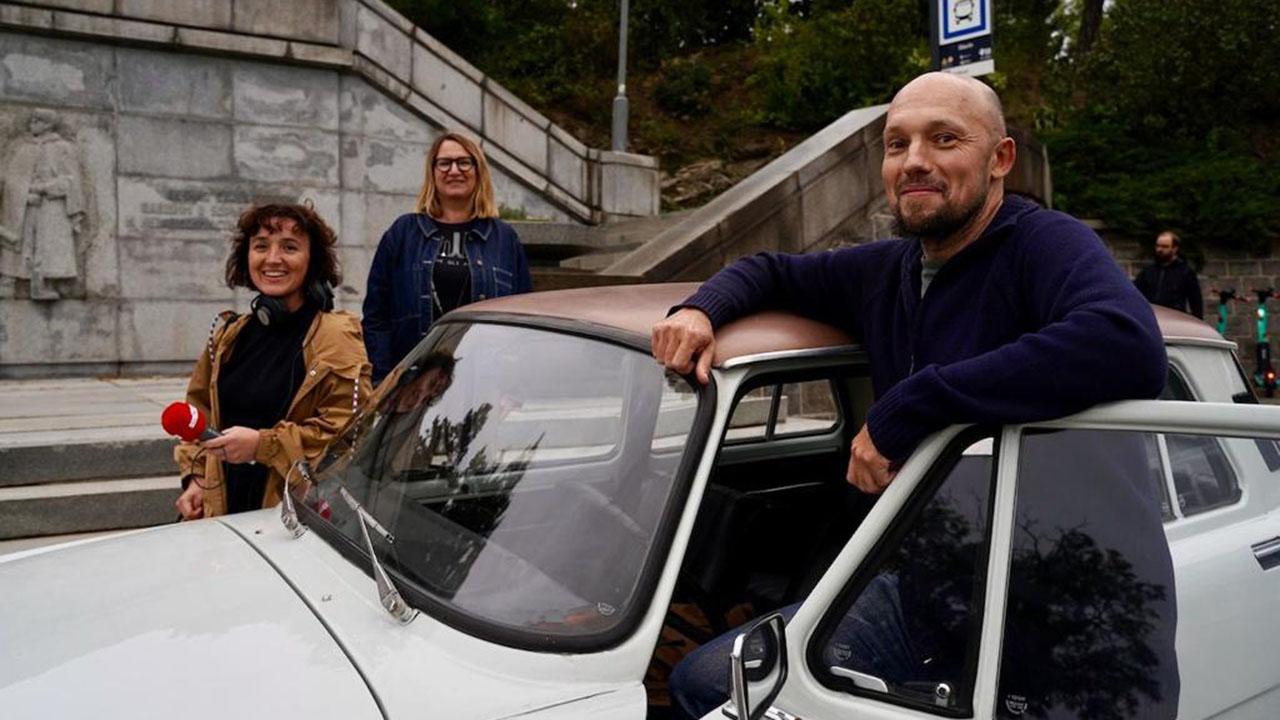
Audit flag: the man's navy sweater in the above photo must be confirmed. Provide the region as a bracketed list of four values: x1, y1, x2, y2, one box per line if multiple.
[683, 195, 1167, 462]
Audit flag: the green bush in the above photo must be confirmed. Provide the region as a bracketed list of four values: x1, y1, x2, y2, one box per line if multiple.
[654, 59, 714, 117]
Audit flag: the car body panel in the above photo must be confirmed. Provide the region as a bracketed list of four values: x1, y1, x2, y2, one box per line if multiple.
[225, 509, 637, 718]
[0, 520, 381, 720]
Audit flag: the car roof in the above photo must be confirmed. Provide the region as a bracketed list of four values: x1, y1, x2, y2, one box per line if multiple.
[460, 283, 1231, 365]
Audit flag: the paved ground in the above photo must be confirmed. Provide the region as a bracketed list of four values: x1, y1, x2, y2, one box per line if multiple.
[0, 375, 188, 450]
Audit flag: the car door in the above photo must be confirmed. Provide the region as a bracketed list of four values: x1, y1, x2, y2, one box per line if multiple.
[744, 401, 1280, 720]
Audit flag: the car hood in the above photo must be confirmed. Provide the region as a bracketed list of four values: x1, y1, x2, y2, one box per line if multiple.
[0, 520, 382, 720]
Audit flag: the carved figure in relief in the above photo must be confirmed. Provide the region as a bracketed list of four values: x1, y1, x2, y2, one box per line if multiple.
[0, 109, 85, 300]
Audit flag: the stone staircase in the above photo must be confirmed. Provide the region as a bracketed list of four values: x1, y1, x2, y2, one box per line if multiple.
[0, 378, 183, 541]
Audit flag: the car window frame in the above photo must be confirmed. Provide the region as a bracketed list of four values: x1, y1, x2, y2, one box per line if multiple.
[804, 424, 1001, 718]
[300, 316, 720, 654]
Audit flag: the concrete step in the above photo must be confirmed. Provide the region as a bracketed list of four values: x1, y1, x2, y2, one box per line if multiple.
[559, 249, 635, 271]
[0, 376, 186, 487]
[0, 475, 179, 540]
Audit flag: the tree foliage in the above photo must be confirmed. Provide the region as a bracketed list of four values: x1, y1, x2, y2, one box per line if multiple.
[1047, 0, 1280, 251]
[387, 0, 1280, 251]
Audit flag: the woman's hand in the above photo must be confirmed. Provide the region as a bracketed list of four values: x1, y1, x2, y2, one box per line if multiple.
[202, 426, 262, 464]
[176, 481, 205, 520]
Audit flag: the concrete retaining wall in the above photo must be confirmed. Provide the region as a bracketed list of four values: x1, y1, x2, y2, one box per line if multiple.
[0, 0, 659, 377]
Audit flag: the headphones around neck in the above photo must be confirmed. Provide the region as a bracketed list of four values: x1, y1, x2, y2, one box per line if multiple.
[251, 278, 335, 327]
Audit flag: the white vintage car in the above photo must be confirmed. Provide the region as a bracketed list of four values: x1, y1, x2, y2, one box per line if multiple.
[2, 284, 1277, 720]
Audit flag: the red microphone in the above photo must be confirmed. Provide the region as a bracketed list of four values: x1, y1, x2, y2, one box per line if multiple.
[161, 402, 221, 442]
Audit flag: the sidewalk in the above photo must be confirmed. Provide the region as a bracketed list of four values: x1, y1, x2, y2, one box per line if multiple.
[0, 375, 188, 451]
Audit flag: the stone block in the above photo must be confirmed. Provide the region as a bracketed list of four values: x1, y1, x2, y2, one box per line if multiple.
[723, 195, 806, 257]
[286, 41, 351, 68]
[0, 479, 179, 539]
[483, 87, 548, 174]
[488, 165, 567, 222]
[0, 32, 114, 108]
[118, 48, 232, 119]
[233, 0, 339, 44]
[352, 53, 410, 101]
[0, 299, 118, 365]
[116, 237, 234, 300]
[364, 192, 414, 244]
[117, 177, 333, 242]
[234, 126, 339, 185]
[16, 0, 109, 14]
[549, 133, 586, 200]
[800, 151, 874, 247]
[543, 183, 590, 223]
[355, 3, 410, 79]
[360, 138, 426, 195]
[337, 190, 366, 247]
[119, 0, 231, 28]
[0, 5, 54, 29]
[117, 115, 233, 179]
[233, 62, 339, 129]
[117, 299, 235, 363]
[50, 9, 177, 44]
[599, 157, 662, 217]
[411, 43, 482, 131]
[340, 75, 437, 143]
[175, 27, 288, 58]
[334, 244, 375, 305]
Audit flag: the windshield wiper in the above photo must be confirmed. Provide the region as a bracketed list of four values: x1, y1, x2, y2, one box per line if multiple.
[338, 486, 420, 625]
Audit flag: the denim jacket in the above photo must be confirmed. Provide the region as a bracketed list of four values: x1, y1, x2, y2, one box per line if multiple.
[362, 213, 532, 384]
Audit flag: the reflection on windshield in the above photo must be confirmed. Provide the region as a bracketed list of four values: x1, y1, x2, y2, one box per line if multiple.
[307, 322, 700, 643]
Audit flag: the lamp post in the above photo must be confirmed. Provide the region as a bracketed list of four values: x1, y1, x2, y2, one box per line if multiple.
[611, 0, 629, 152]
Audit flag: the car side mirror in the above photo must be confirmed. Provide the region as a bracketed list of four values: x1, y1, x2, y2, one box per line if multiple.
[728, 612, 787, 720]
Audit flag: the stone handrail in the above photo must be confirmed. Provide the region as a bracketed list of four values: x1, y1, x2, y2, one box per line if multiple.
[0, 0, 659, 222]
[605, 105, 890, 280]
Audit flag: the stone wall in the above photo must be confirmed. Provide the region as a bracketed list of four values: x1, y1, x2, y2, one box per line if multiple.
[0, 0, 660, 377]
[1104, 228, 1276, 361]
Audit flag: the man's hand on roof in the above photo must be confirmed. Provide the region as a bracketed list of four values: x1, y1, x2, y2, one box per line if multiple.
[848, 425, 895, 494]
[652, 308, 715, 385]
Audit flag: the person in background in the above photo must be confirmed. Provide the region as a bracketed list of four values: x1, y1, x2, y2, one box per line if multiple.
[1134, 230, 1203, 318]
[174, 203, 372, 519]
[362, 131, 532, 385]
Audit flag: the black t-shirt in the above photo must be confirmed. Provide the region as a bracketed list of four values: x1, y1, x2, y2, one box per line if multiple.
[216, 302, 316, 513]
[432, 220, 473, 317]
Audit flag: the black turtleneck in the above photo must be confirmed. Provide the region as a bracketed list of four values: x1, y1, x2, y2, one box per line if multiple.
[217, 301, 317, 513]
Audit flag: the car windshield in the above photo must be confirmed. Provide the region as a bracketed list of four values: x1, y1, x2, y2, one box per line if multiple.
[304, 321, 702, 645]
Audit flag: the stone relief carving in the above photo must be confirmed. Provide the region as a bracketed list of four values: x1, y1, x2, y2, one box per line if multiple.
[0, 109, 87, 300]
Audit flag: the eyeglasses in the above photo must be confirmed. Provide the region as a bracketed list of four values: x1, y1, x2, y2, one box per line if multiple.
[434, 156, 475, 172]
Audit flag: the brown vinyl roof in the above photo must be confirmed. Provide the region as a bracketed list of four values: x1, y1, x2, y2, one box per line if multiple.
[462, 283, 1229, 366]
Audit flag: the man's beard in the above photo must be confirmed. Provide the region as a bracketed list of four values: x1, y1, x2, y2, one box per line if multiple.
[892, 184, 987, 241]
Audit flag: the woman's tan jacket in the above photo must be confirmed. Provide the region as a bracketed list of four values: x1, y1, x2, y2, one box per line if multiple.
[174, 309, 373, 518]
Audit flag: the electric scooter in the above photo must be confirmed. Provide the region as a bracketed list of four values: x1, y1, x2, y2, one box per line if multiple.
[1253, 288, 1276, 397]
[1216, 288, 1237, 335]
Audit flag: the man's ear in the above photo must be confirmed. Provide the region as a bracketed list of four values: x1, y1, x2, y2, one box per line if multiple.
[989, 136, 1016, 180]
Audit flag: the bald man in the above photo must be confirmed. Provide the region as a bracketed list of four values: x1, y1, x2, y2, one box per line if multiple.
[657, 73, 1177, 719]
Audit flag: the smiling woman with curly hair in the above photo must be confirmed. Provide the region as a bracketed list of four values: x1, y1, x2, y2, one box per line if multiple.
[173, 202, 372, 519]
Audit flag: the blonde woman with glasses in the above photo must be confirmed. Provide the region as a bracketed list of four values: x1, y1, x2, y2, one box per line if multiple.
[362, 132, 532, 385]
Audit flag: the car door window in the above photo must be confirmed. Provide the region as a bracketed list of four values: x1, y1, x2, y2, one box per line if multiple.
[999, 429, 1180, 720]
[1166, 432, 1242, 516]
[725, 380, 841, 443]
[810, 432, 996, 714]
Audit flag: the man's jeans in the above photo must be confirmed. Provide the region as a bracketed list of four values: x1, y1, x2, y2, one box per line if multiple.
[668, 573, 912, 720]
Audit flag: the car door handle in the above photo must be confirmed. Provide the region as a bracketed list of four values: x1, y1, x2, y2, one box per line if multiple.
[1252, 536, 1280, 570]
[830, 666, 889, 692]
